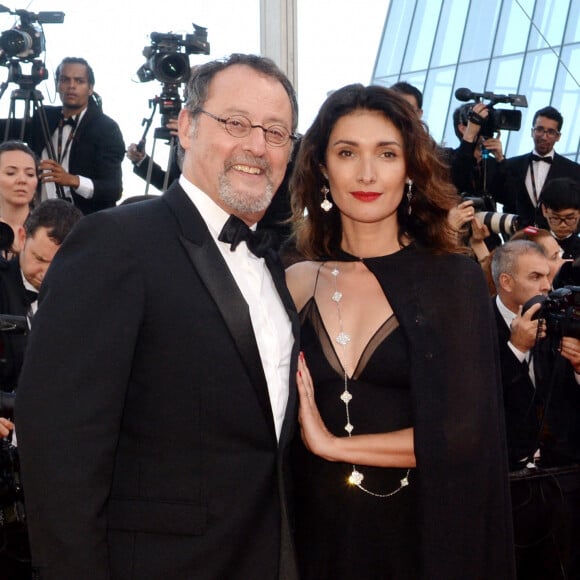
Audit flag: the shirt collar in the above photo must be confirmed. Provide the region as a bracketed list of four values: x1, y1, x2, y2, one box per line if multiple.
[20, 269, 37, 294]
[496, 295, 517, 328]
[532, 149, 554, 160]
[178, 175, 257, 240]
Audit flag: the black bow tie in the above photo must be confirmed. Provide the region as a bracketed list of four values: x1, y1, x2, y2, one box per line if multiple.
[218, 215, 277, 259]
[60, 115, 77, 128]
[25, 289, 38, 305]
[531, 154, 552, 164]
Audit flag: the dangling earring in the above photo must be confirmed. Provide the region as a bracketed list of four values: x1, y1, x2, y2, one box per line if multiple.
[320, 184, 333, 212]
[406, 179, 413, 215]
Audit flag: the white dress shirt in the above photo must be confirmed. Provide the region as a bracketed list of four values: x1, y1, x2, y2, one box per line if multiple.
[525, 149, 553, 207]
[179, 175, 292, 439]
[41, 107, 94, 201]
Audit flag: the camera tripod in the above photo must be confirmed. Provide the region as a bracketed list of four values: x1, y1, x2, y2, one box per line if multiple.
[0, 68, 66, 199]
[133, 94, 181, 196]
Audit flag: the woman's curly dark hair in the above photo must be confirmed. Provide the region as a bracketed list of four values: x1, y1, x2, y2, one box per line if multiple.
[290, 84, 463, 259]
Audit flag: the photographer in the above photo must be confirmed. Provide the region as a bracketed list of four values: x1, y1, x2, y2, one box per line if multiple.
[27, 57, 126, 214]
[0, 199, 82, 579]
[126, 117, 181, 192]
[491, 240, 580, 579]
[449, 102, 506, 194]
[445, 102, 510, 251]
[501, 106, 580, 229]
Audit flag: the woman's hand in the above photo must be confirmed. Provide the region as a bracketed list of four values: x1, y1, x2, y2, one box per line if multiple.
[448, 200, 475, 232]
[297, 353, 337, 461]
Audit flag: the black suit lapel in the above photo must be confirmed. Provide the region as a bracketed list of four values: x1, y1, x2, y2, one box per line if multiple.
[163, 185, 277, 440]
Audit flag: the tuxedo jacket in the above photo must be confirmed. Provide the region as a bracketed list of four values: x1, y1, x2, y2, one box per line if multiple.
[499, 152, 580, 228]
[494, 300, 580, 467]
[28, 100, 126, 214]
[0, 258, 30, 392]
[15, 183, 300, 580]
[492, 300, 542, 468]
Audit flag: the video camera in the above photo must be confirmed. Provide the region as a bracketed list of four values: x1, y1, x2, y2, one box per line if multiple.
[455, 87, 528, 139]
[0, 4, 64, 88]
[136, 25, 209, 132]
[523, 286, 580, 342]
[137, 26, 209, 86]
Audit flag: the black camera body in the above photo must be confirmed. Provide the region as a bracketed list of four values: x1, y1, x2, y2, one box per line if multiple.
[0, 5, 64, 89]
[455, 87, 528, 139]
[524, 286, 580, 341]
[136, 25, 210, 130]
[137, 25, 210, 86]
[471, 106, 522, 139]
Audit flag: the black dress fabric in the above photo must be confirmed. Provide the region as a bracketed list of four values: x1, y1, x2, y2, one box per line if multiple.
[293, 298, 418, 580]
[291, 246, 516, 580]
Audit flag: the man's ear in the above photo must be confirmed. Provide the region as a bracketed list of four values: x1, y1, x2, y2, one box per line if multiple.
[498, 272, 513, 294]
[15, 226, 26, 254]
[541, 204, 549, 219]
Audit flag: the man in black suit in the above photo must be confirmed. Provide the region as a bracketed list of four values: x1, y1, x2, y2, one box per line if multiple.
[500, 105, 580, 228]
[28, 57, 125, 214]
[15, 54, 300, 580]
[0, 199, 82, 580]
[491, 240, 580, 579]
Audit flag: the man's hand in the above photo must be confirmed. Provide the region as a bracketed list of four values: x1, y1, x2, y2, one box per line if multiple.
[560, 336, 580, 373]
[0, 417, 14, 437]
[40, 159, 80, 189]
[126, 143, 146, 164]
[462, 102, 488, 143]
[510, 303, 546, 353]
[481, 132, 504, 162]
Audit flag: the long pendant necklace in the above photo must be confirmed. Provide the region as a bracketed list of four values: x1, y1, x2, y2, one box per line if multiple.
[331, 264, 411, 498]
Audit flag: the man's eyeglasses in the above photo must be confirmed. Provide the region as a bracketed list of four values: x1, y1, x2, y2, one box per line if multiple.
[532, 126, 560, 138]
[198, 109, 297, 147]
[546, 215, 580, 226]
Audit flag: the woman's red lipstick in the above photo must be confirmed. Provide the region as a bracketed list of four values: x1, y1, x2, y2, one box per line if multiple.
[351, 191, 381, 202]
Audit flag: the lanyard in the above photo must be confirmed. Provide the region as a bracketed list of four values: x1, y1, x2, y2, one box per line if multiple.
[56, 118, 76, 165]
[528, 157, 539, 207]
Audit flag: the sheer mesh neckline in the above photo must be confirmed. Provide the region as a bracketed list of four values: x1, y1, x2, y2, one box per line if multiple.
[300, 298, 399, 381]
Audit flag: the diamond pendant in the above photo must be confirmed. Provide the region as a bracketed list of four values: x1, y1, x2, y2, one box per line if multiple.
[344, 422, 353, 434]
[332, 291, 343, 302]
[348, 469, 364, 486]
[336, 332, 351, 345]
[340, 390, 352, 403]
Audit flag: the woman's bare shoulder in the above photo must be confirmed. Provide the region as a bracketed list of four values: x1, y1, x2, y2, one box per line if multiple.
[285, 260, 323, 311]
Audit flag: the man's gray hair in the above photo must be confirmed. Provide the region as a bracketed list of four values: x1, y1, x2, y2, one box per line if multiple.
[491, 240, 546, 288]
[183, 53, 298, 132]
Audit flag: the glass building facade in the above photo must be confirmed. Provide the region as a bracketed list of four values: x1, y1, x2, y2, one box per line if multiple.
[372, 0, 580, 161]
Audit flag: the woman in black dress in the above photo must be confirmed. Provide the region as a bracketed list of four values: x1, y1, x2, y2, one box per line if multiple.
[285, 85, 515, 579]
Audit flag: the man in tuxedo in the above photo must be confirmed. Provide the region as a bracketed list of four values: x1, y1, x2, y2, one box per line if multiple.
[15, 54, 300, 580]
[0, 199, 82, 580]
[500, 105, 580, 228]
[28, 57, 125, 214]
[491, 240, 580, 579]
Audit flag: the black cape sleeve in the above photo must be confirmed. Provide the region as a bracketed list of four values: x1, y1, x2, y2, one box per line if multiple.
[365, 246, 516, 580]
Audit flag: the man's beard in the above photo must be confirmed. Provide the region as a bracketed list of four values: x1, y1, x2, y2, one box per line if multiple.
[218, 167, 275, 215]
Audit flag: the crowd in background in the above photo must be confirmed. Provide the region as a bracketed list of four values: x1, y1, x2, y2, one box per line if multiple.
[0, 58, 578, 580]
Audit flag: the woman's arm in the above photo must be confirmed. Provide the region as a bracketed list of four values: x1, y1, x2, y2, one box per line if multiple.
[297, 353, 416, 467]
